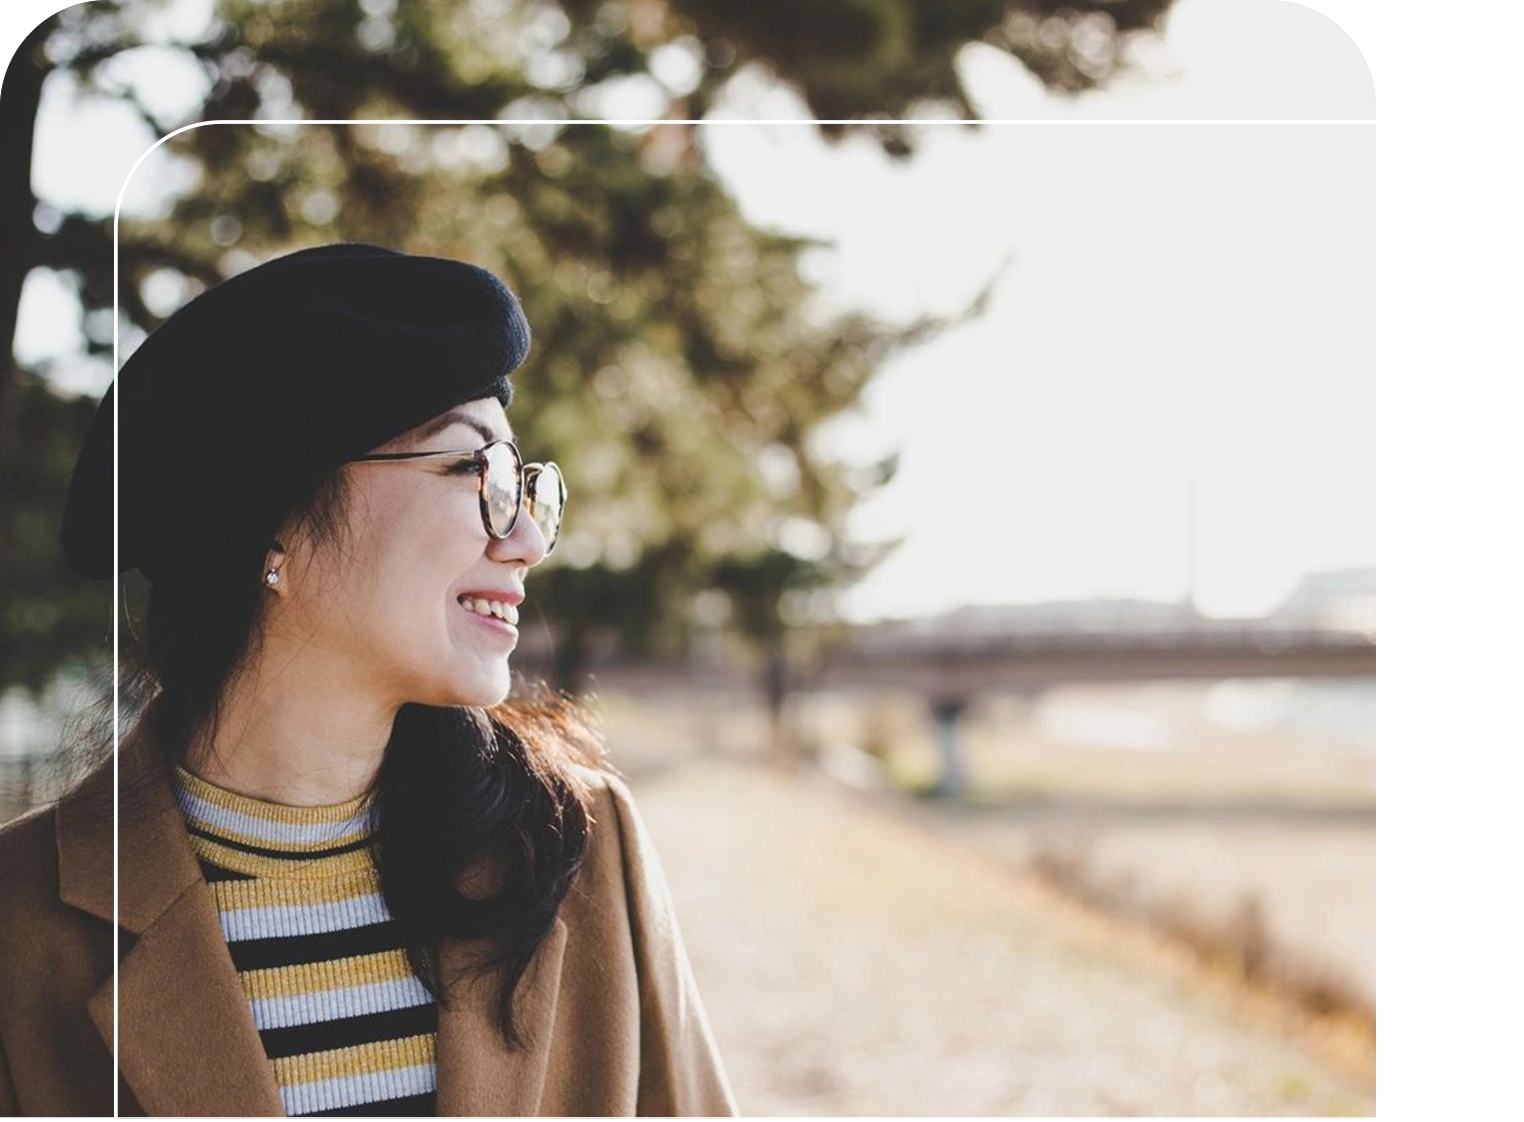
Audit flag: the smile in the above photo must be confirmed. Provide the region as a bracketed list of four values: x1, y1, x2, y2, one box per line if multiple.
[457, 595, 520, 625]
[457, 596, 520, 645]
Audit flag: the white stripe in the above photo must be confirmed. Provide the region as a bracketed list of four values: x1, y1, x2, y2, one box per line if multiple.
[281, 1062, 436, 1116]
[251, 976, 435, 1031]
[220, 893, 392, 942]
[175, 787, 372, 847]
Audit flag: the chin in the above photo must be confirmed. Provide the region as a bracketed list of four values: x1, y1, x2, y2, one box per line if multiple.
[411, 663, 512, 711]
[458, 664, 514, 709]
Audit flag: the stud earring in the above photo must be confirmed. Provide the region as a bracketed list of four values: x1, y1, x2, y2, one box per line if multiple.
[264, 537, 286, 589]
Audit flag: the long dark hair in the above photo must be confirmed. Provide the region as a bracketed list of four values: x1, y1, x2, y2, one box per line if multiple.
[111, 460, 610, 1051]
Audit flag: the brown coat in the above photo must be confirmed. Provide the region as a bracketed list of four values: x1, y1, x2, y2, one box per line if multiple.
[0, 710, 740, 1116]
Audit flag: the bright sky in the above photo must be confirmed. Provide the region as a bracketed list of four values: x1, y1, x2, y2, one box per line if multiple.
[700, 0, 1375, 621]
[11, 0, 1375, 623]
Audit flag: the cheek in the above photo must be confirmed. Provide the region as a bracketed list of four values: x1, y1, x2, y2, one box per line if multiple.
[360, 504, 485, 632]
[331, 475, 489, 658]
[360, 471, 480, 557]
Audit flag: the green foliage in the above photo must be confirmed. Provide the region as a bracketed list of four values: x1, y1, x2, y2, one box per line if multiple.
[4, 0, 1176, 691]
[0, 371, 112, 694]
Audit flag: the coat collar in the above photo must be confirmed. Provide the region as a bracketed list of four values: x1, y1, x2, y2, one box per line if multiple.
[55, 696, 568, 1116]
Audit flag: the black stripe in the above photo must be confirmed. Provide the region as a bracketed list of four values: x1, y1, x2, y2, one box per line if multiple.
[258, 1001, 438, 1060]
[198, 857, 256, 882]
[227, 919, 404, 972]
[186, 822, 371, 861]
[303, 1090, 436, 1116]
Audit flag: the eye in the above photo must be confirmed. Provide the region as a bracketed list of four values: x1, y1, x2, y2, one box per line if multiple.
[447, 458, 483, 476]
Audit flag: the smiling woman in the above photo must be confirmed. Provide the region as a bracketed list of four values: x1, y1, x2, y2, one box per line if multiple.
[0, 245, 737, 1117]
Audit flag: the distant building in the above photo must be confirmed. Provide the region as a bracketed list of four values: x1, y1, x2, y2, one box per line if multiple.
[865, 566, 1376, 644]
[1267, 567, 1376, 634]
[864, 596, 1203, 645]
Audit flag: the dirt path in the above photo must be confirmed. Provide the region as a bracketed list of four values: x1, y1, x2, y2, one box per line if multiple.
[628, 757, 1374, 1116]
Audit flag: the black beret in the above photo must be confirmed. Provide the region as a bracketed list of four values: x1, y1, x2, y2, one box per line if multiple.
[60, 243, 531, 581]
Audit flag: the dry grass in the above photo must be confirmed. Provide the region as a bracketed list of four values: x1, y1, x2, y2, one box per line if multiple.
[590, 678, 1376, 1110]
[633, 756, 1375, 1115]
[1025, 839, 1375, 1084]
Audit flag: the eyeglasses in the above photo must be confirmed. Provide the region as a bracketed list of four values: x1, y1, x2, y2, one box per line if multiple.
[344, 439, 566, 553]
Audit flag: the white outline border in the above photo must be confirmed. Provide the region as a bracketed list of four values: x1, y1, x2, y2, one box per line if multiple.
[101, 118, 1456, 1115]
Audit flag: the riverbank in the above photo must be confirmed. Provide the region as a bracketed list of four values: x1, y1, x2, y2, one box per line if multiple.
[630, 755, 1374, 1115]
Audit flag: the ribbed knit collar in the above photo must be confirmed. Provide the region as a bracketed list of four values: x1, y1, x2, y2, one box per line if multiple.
[172, 765, 377, 880]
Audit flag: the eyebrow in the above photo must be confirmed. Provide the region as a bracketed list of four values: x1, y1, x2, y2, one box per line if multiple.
[415, 409, 514, 447]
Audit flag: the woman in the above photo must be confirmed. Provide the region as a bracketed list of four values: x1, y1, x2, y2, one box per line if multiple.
[0, 244, 738, 1116]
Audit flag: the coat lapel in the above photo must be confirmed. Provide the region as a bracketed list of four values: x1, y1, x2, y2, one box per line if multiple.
[57, 697, 576, 1117]
[58, 700, 285, 1116]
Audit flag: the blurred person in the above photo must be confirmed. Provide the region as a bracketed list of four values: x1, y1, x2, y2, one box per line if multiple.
[0, 244, 737, 1117]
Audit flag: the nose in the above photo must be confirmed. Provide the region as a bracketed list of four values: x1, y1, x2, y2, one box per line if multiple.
[486, 503, 549, 569]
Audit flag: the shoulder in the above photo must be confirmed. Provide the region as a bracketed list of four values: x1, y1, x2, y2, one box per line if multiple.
[0, 803, 67, 1000]
[565, 764, 640, 858]
[0, 753, 116, 943]
[566, 762, 636, 811]
[0, 749, 114, 915]
[0, 802, 60, 913]
[560, 765, 669, 910]
[0, 799, 53, 849]
[565, 764, 663, 859]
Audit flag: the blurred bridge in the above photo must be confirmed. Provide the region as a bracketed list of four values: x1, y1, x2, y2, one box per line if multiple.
[517, 618, 1375, 798]
[520, 621, 1374, 698]
[812, 622, 1375, 697]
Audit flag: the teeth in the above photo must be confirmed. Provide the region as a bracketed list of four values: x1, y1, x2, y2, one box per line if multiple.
[459, 596, 518, 625]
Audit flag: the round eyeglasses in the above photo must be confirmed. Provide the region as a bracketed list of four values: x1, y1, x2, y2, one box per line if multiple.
[344, 439, 566, 553]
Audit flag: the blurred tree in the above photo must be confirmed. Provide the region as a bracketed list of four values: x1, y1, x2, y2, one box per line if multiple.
[1, 0, 1176, 695]
[0, 368, 111, 693]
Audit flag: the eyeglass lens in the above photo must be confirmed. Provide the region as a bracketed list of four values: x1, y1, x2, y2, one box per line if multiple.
[483, 443, 564, 549]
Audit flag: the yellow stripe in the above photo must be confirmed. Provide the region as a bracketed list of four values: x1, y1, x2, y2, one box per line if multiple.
[241, 949, 416, 1001]
[189, 833, 374, 880]
[209, 866, 381, 911]
[175, 765, 373, 825]
[272, 1033, 436, 1088]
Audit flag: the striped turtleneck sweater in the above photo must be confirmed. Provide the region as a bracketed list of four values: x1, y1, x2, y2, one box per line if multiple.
[172, 766, 438, 1116]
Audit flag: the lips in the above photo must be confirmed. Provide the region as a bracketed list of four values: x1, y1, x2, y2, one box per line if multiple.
[458, 587, 525, 605]
[458, 602, 519, 651]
